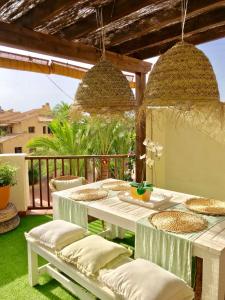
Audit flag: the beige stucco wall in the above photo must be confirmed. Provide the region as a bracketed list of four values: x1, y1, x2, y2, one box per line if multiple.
[0, 153, 29, 212]
[2, 134, 29, 153]
[1, 116, 50, 153]
[12, 115, 48, 134]
[2, 131, 49, 153]
[146, 109, 225, 200]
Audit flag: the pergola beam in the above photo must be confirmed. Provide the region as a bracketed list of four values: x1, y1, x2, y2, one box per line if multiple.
[109, 0, 225, 55]
[58, 0, 157, 40]
[0, 50, 136, 88]
[0, 22, 151, 74]
[14, 0, 78, 29]
[132, 20, 225, 59]
[115, 6, 225, 56]
[135, 72, 146, 183]
[107, 0, 225, 51]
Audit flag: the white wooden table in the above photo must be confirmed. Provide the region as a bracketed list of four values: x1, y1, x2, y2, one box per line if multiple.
[52, 179, 225, 300]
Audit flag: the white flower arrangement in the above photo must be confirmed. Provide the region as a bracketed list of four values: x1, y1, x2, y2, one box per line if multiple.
[141, 138, 163, 168]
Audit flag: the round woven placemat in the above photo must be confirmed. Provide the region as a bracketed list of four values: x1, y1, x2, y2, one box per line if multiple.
[149, 210, 207, 233]
[70, 188, 108, 201]
[0, 202, 18, 223]
[185, 198, 225, 216]
[101, 180, 130, 191]
[0, 214, 20, 234]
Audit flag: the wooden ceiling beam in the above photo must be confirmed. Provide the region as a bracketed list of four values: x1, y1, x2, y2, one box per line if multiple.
[114, 6, 225, 55]
[132, 21, 225, 60]
[58, 0, 157, 40]
[107, 0, 225, 50]
[0, 22, 151, 74]
[0, 51, 136, 88]
[13, 0, 78, 29]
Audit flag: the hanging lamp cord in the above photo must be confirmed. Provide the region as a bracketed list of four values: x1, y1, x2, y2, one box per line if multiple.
[181, 0, 188, 42]
[96, 7, 106, 60]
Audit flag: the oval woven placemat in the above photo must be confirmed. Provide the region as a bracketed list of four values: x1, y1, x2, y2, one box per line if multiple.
[70, 188, 108, 201]
[0, 214, 20, 234]
[101, 180, 130, 191]
[185, 198, 225, 216]
[149, 210, 208, 233]
[0, 202, 18, 223]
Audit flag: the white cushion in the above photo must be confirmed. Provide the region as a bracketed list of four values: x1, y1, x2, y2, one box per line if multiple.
[99, 258, 194, 300]
[53, 177, 84, 191]
[27, 220, 86, 251]
[57, 235, 132, 277]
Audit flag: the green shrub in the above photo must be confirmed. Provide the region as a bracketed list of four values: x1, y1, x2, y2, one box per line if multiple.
[0, 163, 17, 187]
[28, 167, 39, 185]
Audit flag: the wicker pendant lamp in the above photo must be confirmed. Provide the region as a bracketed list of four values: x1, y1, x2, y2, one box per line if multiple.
[144, 41, 219, 109]
[71, 59, 135, 114]
[71, 8, 135, 115]
[144, 0, 220, 110]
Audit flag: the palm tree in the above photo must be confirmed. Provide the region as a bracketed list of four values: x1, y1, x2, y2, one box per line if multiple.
[27, 119, 89, 176]
[86, 114, 135, 155]
[52, 101, 71, 122]
[27, 119, 88, 155]
[27, 109, 135, 179]
[84, 114, 135, 179]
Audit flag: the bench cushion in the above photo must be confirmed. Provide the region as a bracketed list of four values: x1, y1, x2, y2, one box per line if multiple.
[99, 258, 194, 300]
[27, 220, 86, 251]
[53, 177, 84, 191]
[57, 235, 132, 277]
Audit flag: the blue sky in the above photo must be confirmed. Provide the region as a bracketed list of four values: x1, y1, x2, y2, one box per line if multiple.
[0, 37, 225, 112]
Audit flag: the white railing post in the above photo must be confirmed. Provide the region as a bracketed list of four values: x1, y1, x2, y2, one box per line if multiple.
[0, 153, 29, 213]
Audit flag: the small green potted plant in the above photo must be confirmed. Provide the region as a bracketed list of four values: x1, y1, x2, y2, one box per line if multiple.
[0, 163, 17, 209]
[130, 181, 153, 201]
[130, 139, 163, 201]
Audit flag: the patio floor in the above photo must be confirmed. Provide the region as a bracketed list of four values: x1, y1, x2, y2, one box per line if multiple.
[0, 215, 134, 300]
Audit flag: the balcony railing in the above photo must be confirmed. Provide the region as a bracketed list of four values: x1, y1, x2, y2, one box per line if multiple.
[25, 154, 135, 210]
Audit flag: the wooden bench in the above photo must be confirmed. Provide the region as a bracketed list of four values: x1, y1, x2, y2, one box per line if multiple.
[26, 236, 119, 300]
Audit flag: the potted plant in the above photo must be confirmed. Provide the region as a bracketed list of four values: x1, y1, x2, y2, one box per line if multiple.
[130, 181, 153, 201]
[0, 163, 17, 209]
[130, 139, 163, 202]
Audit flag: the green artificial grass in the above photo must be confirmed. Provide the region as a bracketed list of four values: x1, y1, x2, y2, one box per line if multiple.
[0, 215, 134, 300]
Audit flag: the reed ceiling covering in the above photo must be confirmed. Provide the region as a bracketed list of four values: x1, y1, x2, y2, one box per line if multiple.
[0, 0, 225, 61]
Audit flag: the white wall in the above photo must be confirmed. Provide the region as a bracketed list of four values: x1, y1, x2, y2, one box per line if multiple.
[0, 153, 29, 212]
[146, 109, 225, 200]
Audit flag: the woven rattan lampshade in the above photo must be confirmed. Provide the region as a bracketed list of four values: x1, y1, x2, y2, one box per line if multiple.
[71, 59, 135, 114]
[144, 42, 220, 108]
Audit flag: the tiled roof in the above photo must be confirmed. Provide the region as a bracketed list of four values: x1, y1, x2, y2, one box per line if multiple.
[0, 103, 52, 125]
[0, 134, 22, 143]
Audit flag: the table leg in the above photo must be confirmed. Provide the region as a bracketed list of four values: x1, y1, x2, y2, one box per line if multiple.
[201, 250, 225, 300]
[194, 257, 203, 300]
[104, 224, 126, 239]
[105, 223, 118, 239]
[117, 227, 126, 239]
[27, 242, 39, 286]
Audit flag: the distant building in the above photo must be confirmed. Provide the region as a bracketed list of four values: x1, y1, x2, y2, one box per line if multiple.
[0, 103, 53, 154]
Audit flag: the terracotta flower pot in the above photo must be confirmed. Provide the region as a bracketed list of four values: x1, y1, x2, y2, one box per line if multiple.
[0, 185, 10, 209]
[130, 186, 151, 202]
